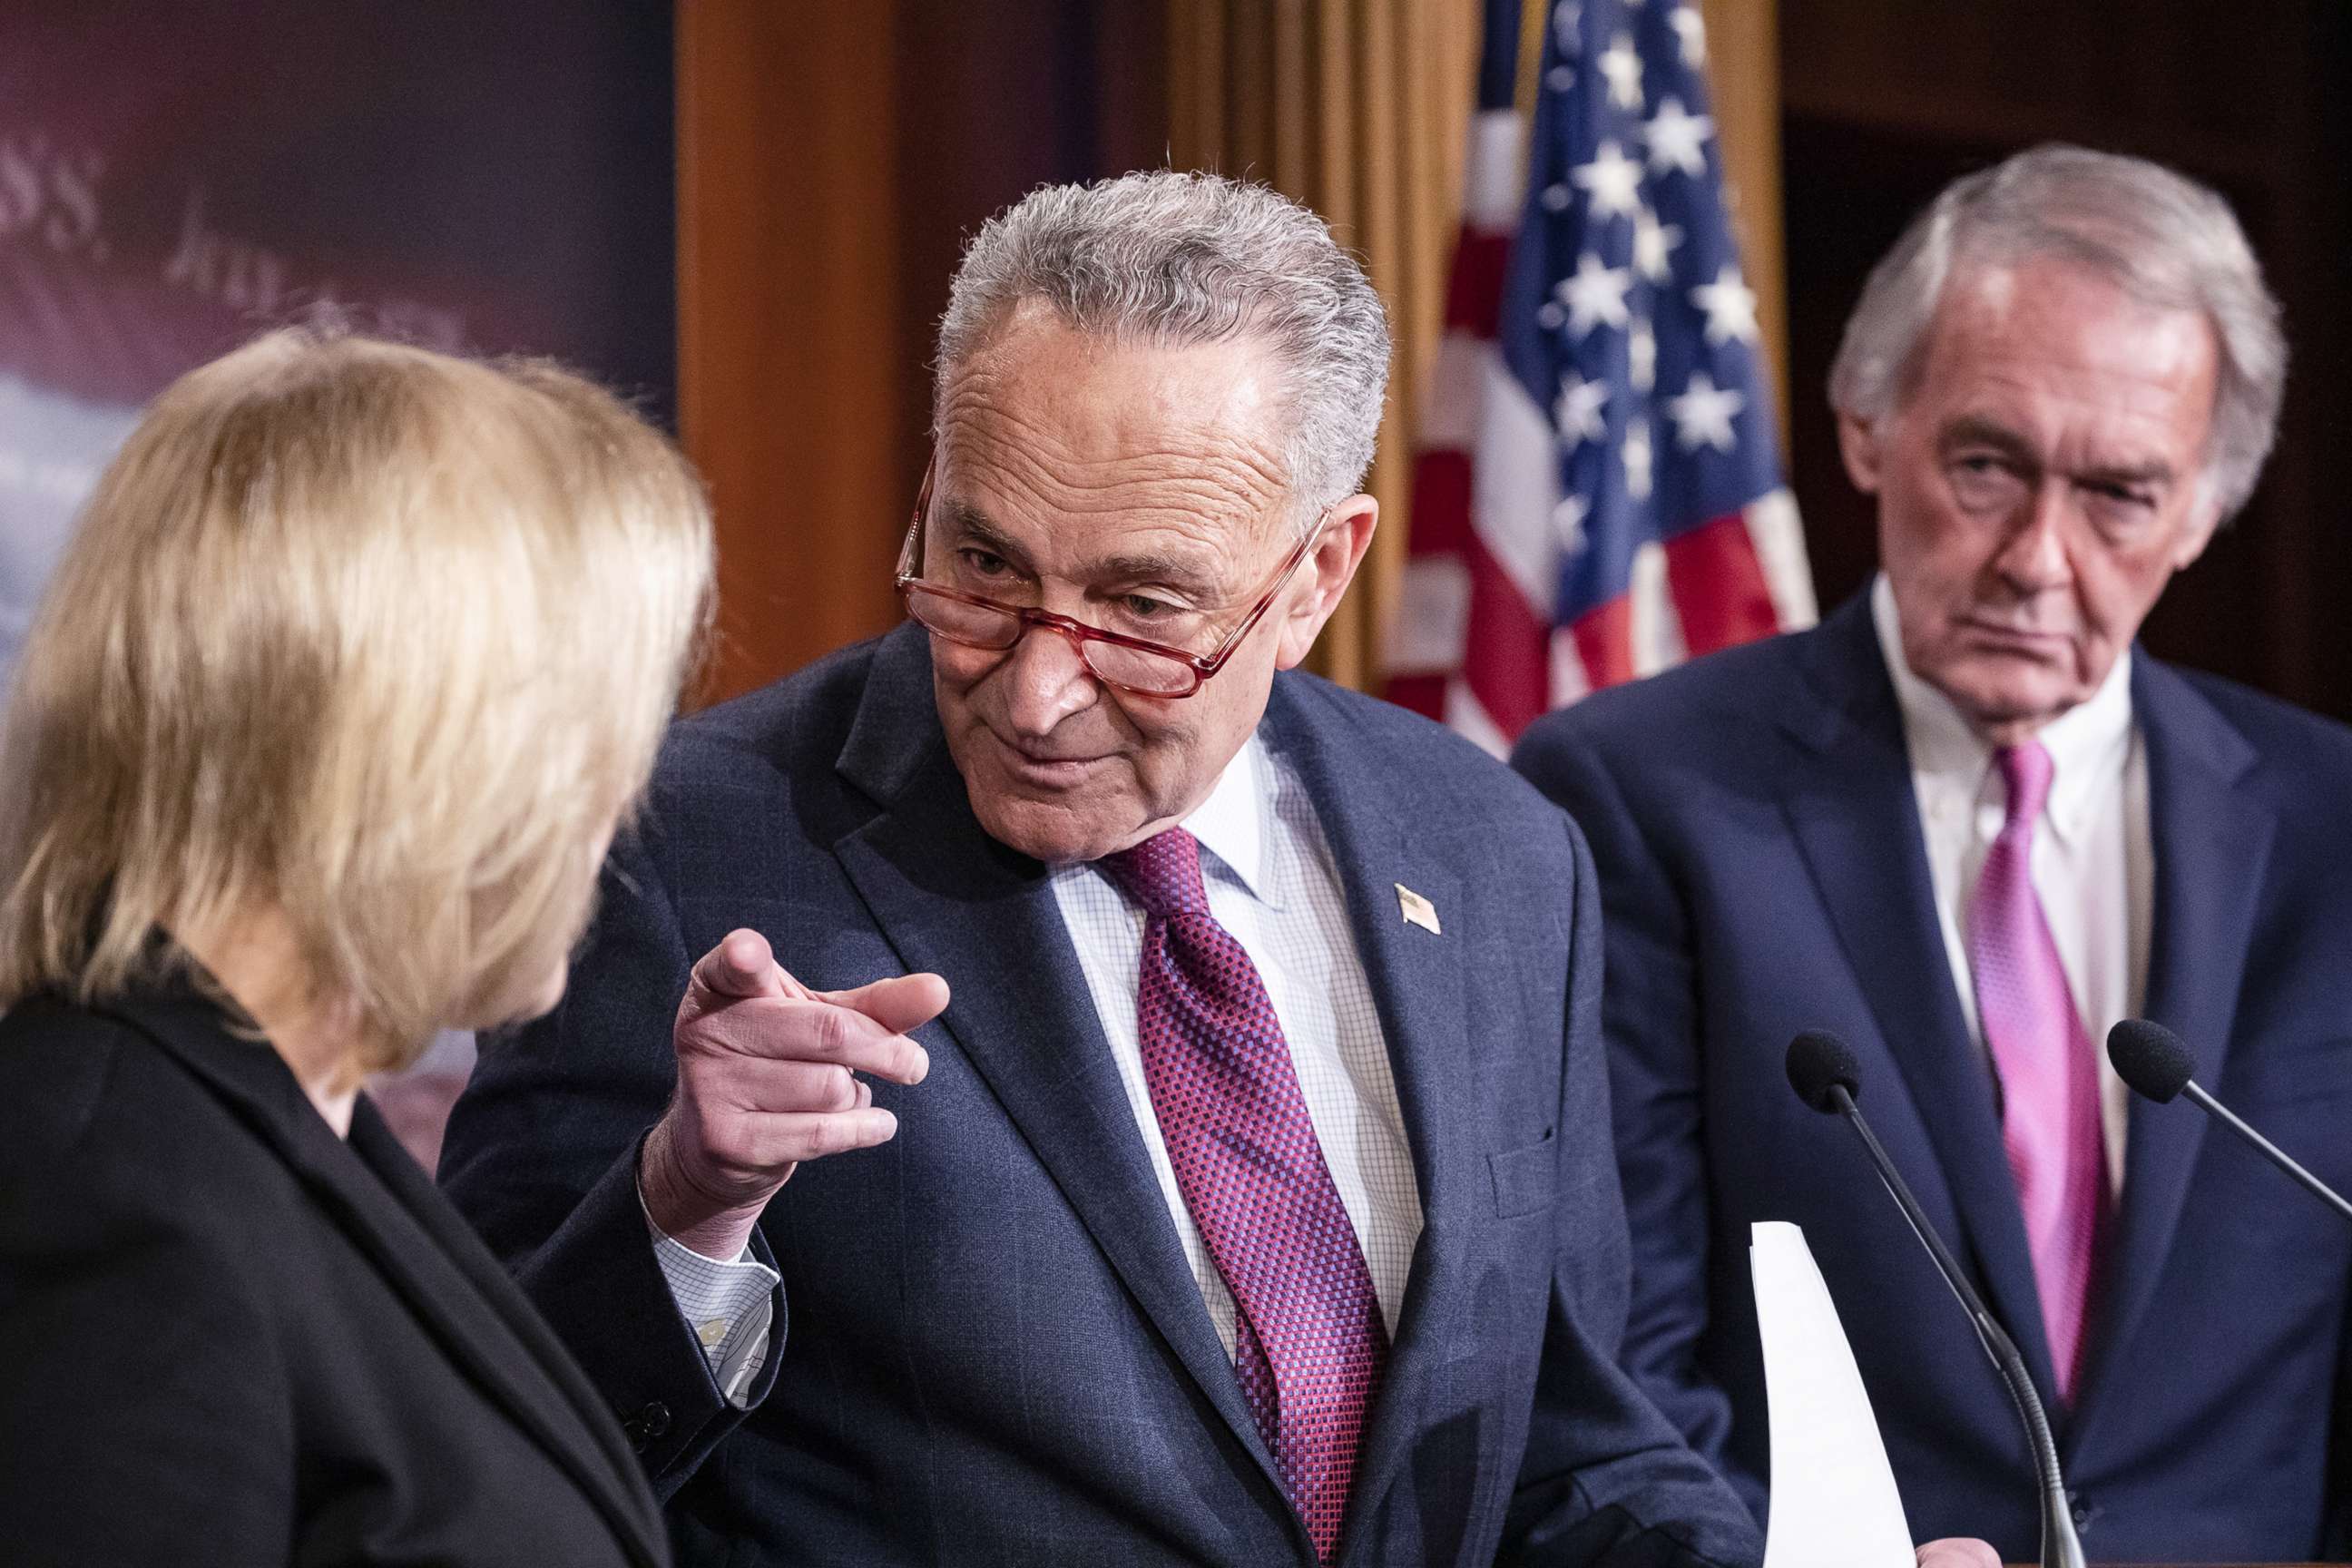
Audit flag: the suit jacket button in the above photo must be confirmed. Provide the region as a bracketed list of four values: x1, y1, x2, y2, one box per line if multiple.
[621, 1400, 671, 1453]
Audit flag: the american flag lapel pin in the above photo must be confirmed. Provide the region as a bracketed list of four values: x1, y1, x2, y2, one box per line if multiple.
[1396, 884, 1441, 936]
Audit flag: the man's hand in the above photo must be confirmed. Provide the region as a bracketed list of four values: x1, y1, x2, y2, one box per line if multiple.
[640, 928, 946, 1258]
[1914, 1539, 2001, 1568]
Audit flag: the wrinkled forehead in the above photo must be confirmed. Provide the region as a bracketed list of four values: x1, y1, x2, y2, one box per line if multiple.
[932, 310, 1296, 555]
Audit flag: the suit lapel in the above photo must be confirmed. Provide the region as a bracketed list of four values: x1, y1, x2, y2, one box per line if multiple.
[1257, 681, 1473, 1556]
[1776, 601, 2063, 1406]
[108, 988, 669, 1568]
[345, 1103, 669, 1562]
[2069, 657, 2268, 1426]
[828, 629, 1289, 1504]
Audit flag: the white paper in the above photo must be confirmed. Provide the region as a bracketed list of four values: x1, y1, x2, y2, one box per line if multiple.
[1753, 1220, 1916, 1568]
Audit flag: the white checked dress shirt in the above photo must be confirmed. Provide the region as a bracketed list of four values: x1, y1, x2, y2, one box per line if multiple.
[1053, 732, 1424, 1352]
[1872, 575, 2151, 1194]
[649, 730, 1423, 1394]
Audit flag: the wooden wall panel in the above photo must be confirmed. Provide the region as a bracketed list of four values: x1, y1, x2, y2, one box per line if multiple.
[677, 1, 1165, 702]
[677, 1, 906, 701]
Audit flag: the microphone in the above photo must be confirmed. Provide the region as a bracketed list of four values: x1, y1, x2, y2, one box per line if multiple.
[2107, 1019, 2352, 1224]
[1786, 1031, 2085, 1568]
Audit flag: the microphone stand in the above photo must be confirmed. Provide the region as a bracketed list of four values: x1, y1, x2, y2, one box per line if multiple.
[1830, 1084, 2086, 1568]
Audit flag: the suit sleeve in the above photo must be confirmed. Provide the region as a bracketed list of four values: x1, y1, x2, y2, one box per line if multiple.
[1509, 719, 1757, 1514]
[1499, 812, 1761, 1568]
[437, 820, 781, 1496]
[0, 1112, 295, 1563]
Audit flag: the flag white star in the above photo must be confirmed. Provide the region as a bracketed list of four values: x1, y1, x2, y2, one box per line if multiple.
[1553, 493, 1591, 554]
[1642, 97, 1714, 178]
[1632, 205, 1683, 283]
[1666, 371, 1747, 453]
[1629, 315, 1658, 392]
[1669, 4, 1706, 67]
[1622, 416, 1654, 500]
[1555, 252, 1633, 338]
[1547, 64, 1575, 92]
[1553, 370, 1611, 447]
[1571, 139, 1644, 220]
[1542, 181, 1572, 211]
[1690, 264, 1760, 345]
[1553, 0, 1582, 53]
[1597, 32, 1644, 111]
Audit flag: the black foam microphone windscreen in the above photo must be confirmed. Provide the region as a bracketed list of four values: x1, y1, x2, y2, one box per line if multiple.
[2108, 1018, 2196, 1104]
[1786, 1028, 1863, 1113]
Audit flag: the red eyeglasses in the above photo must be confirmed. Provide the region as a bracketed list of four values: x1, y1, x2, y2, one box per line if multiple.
[892, 459, 1328, 699]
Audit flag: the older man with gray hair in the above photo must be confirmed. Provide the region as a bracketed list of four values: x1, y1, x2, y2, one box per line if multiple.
[1517, 144, 2352, 1560]
[442, 171, 1909, 1566]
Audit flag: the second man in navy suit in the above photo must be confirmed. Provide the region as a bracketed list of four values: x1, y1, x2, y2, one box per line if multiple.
[1516, 145, 2352, 1561]
[436, 172, 1967, 1566]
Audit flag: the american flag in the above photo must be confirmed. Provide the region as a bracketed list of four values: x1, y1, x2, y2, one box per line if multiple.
[1384, 0, 1816, 754]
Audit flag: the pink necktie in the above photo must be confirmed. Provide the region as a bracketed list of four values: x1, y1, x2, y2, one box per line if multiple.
[1102, 828, 1387, 1563]
[1966, 741, 2111, 1399]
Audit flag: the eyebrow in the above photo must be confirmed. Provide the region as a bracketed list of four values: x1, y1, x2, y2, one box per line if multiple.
[1940, 416, 2176, 488]
[939, 505, 1036, 576]
[938, 502, 1229, 598]
[1938, 416, 2037, 464]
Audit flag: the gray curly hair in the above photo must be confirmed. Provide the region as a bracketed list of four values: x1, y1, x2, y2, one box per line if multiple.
[1829, 143, 2286, 520]
[935, 170, 1392, 531]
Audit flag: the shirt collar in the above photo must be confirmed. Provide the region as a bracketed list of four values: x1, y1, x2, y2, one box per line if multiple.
[1179, 731, 1278, 907]
[1870, 573, 2134, 848]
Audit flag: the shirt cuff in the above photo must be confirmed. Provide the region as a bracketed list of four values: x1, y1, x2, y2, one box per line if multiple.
[637, 1183, 780, 1408]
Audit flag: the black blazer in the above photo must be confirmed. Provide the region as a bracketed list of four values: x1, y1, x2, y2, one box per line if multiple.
[0, 981, 671, 1568]
[441, 624, 1760, 1567]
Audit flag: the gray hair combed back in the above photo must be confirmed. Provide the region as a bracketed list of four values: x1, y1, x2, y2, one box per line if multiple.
[936, 170, 1393, 526]
[1828, 143, 2286, 520]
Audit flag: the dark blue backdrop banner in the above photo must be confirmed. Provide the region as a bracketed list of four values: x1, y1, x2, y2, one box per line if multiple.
[0, 0, 675, 688]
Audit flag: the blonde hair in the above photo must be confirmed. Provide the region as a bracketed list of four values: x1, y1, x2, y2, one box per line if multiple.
[0, 330, 714, 1073]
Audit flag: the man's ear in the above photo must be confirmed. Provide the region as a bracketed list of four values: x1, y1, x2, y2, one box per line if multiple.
[1836, 409, 1886, 497]
[1273, 495, 1378, 671]
[2169, 485, 2227, 573]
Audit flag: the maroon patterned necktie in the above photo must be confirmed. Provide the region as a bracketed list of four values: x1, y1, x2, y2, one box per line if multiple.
[1100, 828, 1388, 1563]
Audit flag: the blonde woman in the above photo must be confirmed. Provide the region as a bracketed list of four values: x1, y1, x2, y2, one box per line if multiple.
[0, 332, 710, 1567]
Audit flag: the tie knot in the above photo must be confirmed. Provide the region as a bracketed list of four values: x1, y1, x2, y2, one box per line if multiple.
[1995, 740, 2056, 830]
[1100, 828, 1211, 920]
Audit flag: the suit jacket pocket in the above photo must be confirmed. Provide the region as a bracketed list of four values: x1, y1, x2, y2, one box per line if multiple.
[1487, 1129, 1558, 1219]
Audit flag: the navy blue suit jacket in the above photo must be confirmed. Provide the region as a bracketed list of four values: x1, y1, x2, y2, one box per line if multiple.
[1513, 593, 2352, 1562]
[439, 623, 1759, 1567]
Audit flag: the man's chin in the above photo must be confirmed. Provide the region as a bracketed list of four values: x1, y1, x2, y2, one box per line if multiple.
[967, 789, 1126, 866]
[1939, 667, 2086, 740]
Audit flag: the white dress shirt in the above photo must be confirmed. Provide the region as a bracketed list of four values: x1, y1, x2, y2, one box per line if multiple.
[1872, 575, 2150, 1194]
[1054, 732, 1424, 1353]
[645, 1190, 778, 1407]
[649, 731, 1424, 1394]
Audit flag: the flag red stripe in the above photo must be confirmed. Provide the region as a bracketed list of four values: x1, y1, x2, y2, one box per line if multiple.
[1458, 534, 1552, 740]
[1404, 448, 1473, 557]
[1662, 513, 1781, 656]
[1441, 230, 1513, 338]
[1384, 672, 1446, 722]
[1569, 595, 1635, 692]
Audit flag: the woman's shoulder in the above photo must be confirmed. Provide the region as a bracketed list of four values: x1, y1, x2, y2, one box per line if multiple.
[0, 994, 156, 1159]
[0, 991, 284, 1206]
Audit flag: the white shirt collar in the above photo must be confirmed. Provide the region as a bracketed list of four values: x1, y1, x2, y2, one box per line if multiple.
[1177, 731, 1279, 907]
[1870, 573, 2134, 847]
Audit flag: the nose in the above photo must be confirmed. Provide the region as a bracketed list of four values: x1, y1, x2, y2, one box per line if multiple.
[996, 621, 1100, 738]
[1990, 481, 2073, 595]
